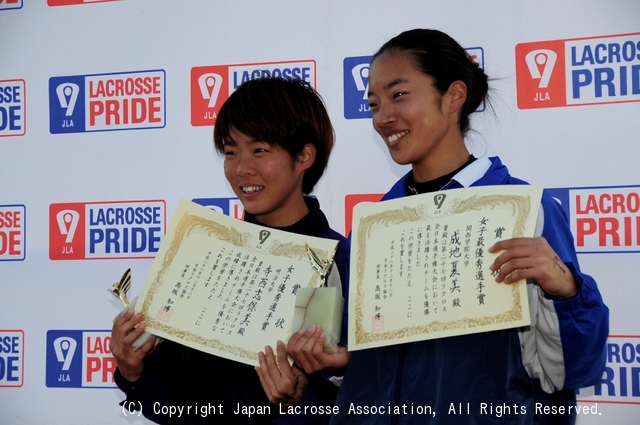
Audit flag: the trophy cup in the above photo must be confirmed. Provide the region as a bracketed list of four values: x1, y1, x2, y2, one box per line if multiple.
[291, 245, 344, 353]
[109, 268, 162, 351]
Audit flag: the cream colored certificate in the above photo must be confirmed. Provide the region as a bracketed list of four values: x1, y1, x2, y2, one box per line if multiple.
[135, 199, 338, 366]
[349, 185, 543, 350]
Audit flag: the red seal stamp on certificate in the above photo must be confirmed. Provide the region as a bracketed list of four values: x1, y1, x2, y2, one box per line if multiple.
[156, 306, 173, 322]
[372, 315, 384, 331]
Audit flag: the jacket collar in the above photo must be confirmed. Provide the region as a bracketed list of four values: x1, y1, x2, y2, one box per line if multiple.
[382, 156, 510, 201]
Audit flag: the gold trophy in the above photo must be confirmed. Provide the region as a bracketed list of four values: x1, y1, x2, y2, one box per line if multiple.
[109, 268, 162, 351]
[305, 243, 336, 285]
[109, 268, 132, 307]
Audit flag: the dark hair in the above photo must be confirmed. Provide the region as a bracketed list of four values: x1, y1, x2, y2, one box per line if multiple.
[373, 29, 489, 137]
[213, 77, 334, 194]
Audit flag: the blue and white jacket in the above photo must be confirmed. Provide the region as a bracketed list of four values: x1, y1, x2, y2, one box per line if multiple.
[331, 157, 609, 425]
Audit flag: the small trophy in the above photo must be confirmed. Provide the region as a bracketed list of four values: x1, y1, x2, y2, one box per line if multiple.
[109, 268, 132, 307]
[109, 268, 162, 351]
[305, 243, 336, 286]
[291, 245, 344, 353]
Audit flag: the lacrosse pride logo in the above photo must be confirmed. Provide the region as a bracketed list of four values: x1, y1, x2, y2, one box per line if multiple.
[46, 330, 116, 388]
[516, 32, 640, 109]
[0, 205, 25, 261]
[0, 330, 24, 387]
[49, 200, 165, 260]
[191, 60, 316, 126]
[49, 70, 166, 134]
[0, 79, 26, 137]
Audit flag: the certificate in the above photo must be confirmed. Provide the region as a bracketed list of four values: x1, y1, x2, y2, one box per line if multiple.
[135, 199, 338, 366]
[348, 185, 542, 350]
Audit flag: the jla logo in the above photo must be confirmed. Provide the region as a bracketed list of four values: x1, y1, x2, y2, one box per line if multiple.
[46, 330, 116, 388]
[49, 70, 166, 134]
[516, 33, 640, 109]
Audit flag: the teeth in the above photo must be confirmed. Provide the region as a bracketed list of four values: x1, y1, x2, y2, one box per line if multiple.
[242, 186, 263, 193]
[387, 131, 408, 143]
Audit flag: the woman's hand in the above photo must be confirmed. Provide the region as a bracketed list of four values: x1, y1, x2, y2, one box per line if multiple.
[287, 326, 350, 374]
[489, 237, 578, 299]
[255, 341, 308, 406]
[110, 309, 156, 382]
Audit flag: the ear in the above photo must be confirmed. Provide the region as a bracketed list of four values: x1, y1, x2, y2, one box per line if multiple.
[296, 143, 316, 171]
[445, 80, 467, 115]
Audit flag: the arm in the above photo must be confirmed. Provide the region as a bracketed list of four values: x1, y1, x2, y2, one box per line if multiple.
[489, 236, 577, 299]
[255, 337, 349, 412]
[286, 326, 351, 374]
[488, 196, 609, 391]
[111, 310, 185, 424]
[255, 341, 309, 405]
[285, 236, 352, 376]
[111, 309, 156, 382]
[255, 239, 352, 405]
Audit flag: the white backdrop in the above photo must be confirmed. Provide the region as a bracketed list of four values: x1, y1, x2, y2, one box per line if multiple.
[1, 1, 639, 424]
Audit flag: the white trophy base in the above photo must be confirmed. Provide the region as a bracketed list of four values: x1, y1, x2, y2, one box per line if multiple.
[117, 296, 164, 351]
[292, 287, 343, 353]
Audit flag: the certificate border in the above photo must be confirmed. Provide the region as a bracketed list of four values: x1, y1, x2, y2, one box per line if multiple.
[141, 209, 333, 362]
[353, 193, 532, 346]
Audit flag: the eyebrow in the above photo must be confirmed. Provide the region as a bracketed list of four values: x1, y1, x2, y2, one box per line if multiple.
[367, 77, 409, 98]
[224, 137, 264, 147]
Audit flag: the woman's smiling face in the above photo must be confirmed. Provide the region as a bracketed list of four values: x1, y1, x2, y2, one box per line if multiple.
[368, 51, 466, 181]
[223, 127, 312, 227]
